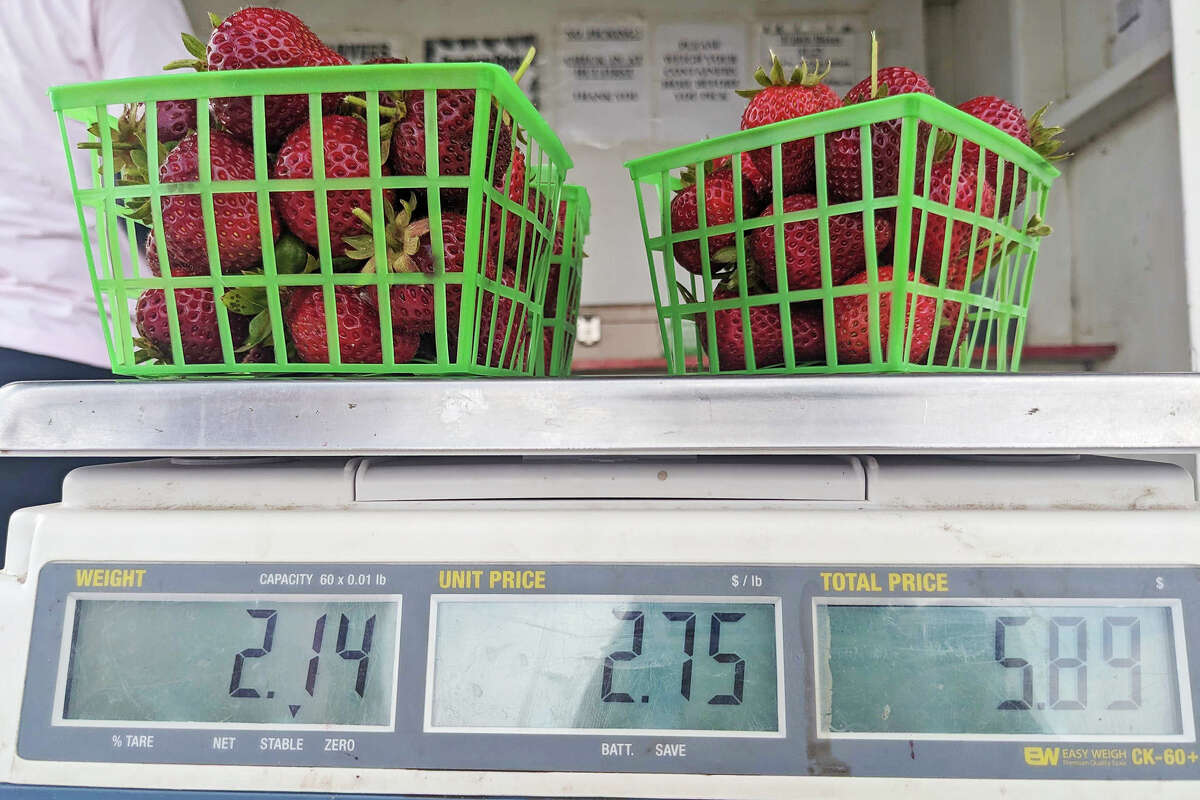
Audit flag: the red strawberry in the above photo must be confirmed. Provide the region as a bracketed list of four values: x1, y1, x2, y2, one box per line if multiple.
[933, 303, 972, 364]
[790, 308, 827, 361]
[284, 286, 419, 364]
[390, 88, 512, 209]
[826, 66, 936, 201]
[146, 99, 196, 142]
[542, 328, 556, 375]
[747, 194, 894, 291]
[738, 54, 841, 194]
[489, 148, 526, 265]
[239, 344, 276, 364]
[670, 165, 764, 275]
[135, 288, 249, 364]
[832, 267, 938, 363]
[913, 162, 996, 285]
[273, 115, 393, 257]
[696, 287, 786, 370]
[543, 200, 571, 316]
[956, 97, 1066, 211]
[159, 131, 281, 274]
[144, 229, 160, 276]
[344, 202, 498, 334]
[206, 7, 350, 146]
[476, 273, 531, 369]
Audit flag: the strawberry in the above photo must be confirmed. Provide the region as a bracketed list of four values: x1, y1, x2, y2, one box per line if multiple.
[284, 285, 419, 364]
[738, 54, 841, 194]
[489, 147, 527, 265]
[390, 88, 512, 210]
[543, 200, 571, 317]
[135, 288, 249, 364]
[933, 303, 972, 364]
[343, 200, 498, 334]
[146, 99, 196, 142]
[790, 308, 827, 361]
[542, 328, 556, 375]
[670, 163, 764, 275]
[158, 131, 281, 274]
[913, 162, 996, 285]
[956, 97, 1066, 211]
[832, 267, 938, 363]
[825, 66, 936, 201]
[747, 194, 894, 291]
[696, 286, 786, 370]
[205, 7, 350, 146]
[272, 115, 393, 257]
[239, 344, 276, 364]
[476, 278, 531, 369]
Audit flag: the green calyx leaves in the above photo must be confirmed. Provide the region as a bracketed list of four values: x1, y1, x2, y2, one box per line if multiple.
[77, 103, 178, 223]
[132, 336, 163, 364]
[238, 310, 274, 353]
[1029, 102, 1071, 162]
[164, 32, 208, 71]
[219, 234, 317, 352]
[736, 50, 832, 98]
[343, 194, 424, 274]
[677, 158, 720, 189]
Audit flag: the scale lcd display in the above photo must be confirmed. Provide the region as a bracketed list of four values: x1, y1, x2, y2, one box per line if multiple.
[427, 597, 782, 734]
[815, 600, 1191, 739]
[56, 596, 401, 727]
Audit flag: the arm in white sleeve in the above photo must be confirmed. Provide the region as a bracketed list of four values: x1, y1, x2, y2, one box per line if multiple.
[94, 0, 194, 81]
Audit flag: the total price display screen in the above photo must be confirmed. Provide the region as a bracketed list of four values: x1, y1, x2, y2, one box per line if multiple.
[427, 597, 782, 734]
[56, 596, 401, 727]
[815, 601, 1191, 738]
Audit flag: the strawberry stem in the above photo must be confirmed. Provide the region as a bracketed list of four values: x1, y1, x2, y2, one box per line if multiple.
[870, 31, 879, 100]
[343, 94, 400, 117]
[513, 46, 536, 85]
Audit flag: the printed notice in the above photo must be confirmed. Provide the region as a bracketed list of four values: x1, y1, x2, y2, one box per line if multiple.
[558, 18, 651, 144]
[326, 36, 409, 64]
[425, 36, 541, 108]
[757, 18, 867, 98]
[654, 24, 747, 141]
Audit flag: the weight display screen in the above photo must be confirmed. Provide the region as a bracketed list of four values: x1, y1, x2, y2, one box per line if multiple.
[57, 596, 400, 727]
[427, 597, 781, 734]
[816, 601, 1189, 738]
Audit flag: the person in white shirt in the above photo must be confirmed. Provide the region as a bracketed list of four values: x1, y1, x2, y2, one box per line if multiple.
[0, 0, 193, 564]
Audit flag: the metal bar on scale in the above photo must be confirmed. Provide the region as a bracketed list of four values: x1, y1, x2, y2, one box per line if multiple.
[0, 375, 1196, 457]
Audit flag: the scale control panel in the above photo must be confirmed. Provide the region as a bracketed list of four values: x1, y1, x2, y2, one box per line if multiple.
[15, 562, 1200, 781]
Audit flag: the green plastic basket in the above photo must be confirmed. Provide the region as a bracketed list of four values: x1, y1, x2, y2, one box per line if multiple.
[50, 63, 572, 376]
[626, 93, 1060, 375]
[539, 184, 590, 377]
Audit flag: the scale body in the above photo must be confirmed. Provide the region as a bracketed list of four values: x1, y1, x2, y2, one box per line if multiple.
[1, 376, 1200, 799]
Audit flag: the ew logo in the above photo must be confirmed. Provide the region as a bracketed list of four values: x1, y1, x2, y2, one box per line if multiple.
[1024, 746, 1061, 767]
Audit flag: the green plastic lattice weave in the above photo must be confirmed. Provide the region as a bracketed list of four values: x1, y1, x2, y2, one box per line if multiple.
[626, 93, 1060, 375]
[539, 184, 590, 377]
[50, 63, 571, 376]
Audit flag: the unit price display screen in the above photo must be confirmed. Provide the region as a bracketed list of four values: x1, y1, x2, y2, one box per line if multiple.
[56, 596, 401, 727]
[428, 597, 782, 734]
[816, 601, 1191, 738]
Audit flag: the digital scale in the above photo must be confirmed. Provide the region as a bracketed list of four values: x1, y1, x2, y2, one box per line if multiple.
[1, 375, 1199, 799]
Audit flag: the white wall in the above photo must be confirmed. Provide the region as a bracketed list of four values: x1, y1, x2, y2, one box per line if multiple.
[929, 0, 1190, 372]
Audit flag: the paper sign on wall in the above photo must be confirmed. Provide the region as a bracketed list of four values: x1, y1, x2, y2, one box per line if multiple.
[425, 36, 541, 108]
[756, 18, 867, 98]
[557, 18, 651, 145]
[653, 23, 747, 142]
[326, 37, 409, 64]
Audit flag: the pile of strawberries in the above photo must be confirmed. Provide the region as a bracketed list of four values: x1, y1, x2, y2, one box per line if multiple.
[670, 50, 1064, 370]
[104, 7, 560, 369]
